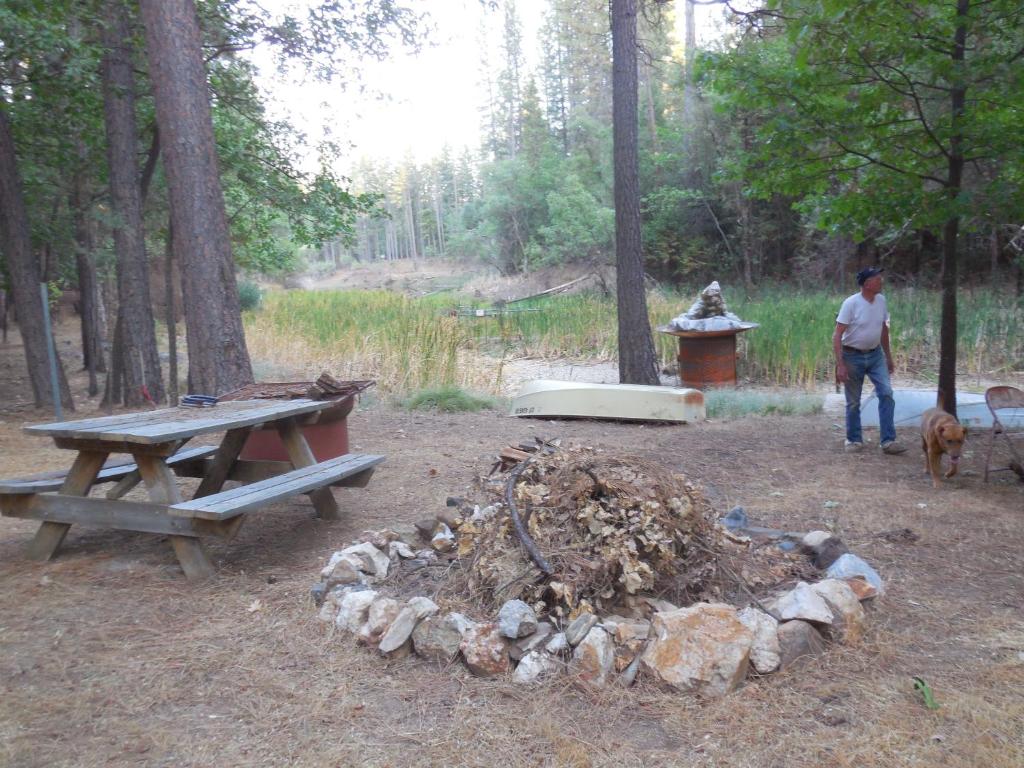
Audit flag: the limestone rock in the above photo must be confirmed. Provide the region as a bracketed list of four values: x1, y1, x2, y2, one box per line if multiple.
[378, 597, 440, 655]
[509, 622, 554, 662]
[737, 607, 781, 674]
[844, 577, 878, 601]
[360, 529, 399, 550]
[618, 652, 643, 687]
[414, 518, 439, 540]
[324, 557, 362, 588]
[802, 530, 832, 550]
[513, 650, 562, 684]
[570, 626, 615, 688]
[388, 540, 416, 561]
[317, 600, 338, 623]
[777, 620, 826, 670]
[640, 597, 680, 616]
[335, 589, 378, 633]
[826, 553, 884, 594]
[640, 603, 753, 697]
[545, 632, 569, 655]
[413, 612, 475, 663]
[498, 600, 539, 639]
[339, 542, 390, 582]
[811, 579, 866, 644]
[431, 523, 455, 553]
[460, 622, 510, 677]
[770, 582, 834, 624]
[565, 613, 600, 646]
[358, 596, 400, 645]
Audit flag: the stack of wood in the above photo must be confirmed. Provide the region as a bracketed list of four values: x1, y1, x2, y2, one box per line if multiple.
[220, 374, 375, 402]
[490, 437, 561, 474]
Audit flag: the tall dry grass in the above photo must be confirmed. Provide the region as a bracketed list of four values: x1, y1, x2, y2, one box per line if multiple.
[244, 286, 1024, 393]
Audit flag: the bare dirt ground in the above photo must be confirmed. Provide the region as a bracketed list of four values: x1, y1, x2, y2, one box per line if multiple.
[1, 292, 1023, 767]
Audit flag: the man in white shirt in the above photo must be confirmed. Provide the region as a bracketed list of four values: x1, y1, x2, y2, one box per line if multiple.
[833, 267, 906, 454]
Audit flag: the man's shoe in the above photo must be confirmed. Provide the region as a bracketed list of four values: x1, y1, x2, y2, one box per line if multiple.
[881, 440, 907, 455]
[844, 440, 864, 453]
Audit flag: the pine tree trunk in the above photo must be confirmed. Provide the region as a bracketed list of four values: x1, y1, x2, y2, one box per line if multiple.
[611, 0, 659, 386]
[937, 1, 968, 419]
[70, 160, 104, 396]
[101, 0, 165, 406]
[139, 0, 253, 395]
[0, 106, 74, 410]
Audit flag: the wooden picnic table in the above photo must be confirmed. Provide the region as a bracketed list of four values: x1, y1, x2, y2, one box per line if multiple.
[0, 399, 384, 580]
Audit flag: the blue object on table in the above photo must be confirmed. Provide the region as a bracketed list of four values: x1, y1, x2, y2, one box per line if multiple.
[180, 394, 219, 408]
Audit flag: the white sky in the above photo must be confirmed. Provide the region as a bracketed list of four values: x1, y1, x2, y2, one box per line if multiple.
[252, 1, 731, 175]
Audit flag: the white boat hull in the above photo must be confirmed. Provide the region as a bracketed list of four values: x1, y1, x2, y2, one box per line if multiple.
[824, 388, 1024, 429]
[510, 379, 705, 423]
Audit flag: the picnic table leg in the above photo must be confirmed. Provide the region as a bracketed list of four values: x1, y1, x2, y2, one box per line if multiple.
[194, 427, 250, 498]
[275, 418, 340, 521]
[26, 450, 108, 561]
[136, 454, 216, 581]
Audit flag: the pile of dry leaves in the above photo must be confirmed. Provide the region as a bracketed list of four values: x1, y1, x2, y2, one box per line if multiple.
[453, 446, 723, 619]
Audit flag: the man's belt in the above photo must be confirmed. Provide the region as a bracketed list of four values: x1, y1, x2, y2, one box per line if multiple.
[842, 345, 879, 354]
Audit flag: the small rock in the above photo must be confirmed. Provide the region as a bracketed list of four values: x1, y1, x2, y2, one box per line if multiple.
[414, 518, 439, 540]
[640, 597, 680, 615]
[811, 579, 866, 644]
[339, 542, 390, 581]
[388, 541, 416, 561]
[565, 613, 600, 646]
[435, 510, 462, 530]
[640, 603, 753, 697]
[335, 590, 378, 633]
[358, 596, 401, 645]
[513, 650, 561, 684]
[430, 523, 455, 553]
[777, 620, 826, 670]
[360, 529, 399, 550]
[379, 597, 439, 655]
[413, 612, 475, 663]
[737, 607, 781, 674]
[618, 651, 643, 687]
[812, 538, 849, 570]
[844, 577, 878, 601]
[509, 622, 554, 662]
[826, 553, 884, 594]
[317, 600, 338, 623]
[498, 600, 539, 639]
[722, 507, 748, 529]
[570, 626, 615, 688]
[460, 622, 510, 677]
[802, 530, 832, 549]
[545, 632, 569, 655]
[770, 582, 834, 625]
[445, 496, 466, 508]
[470, 504, 499, 522]
[324, 557, 362, 588]
[822, 500, 840, 509]
[310, 582, 327, 607]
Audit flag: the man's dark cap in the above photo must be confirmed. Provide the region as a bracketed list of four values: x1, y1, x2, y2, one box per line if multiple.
[856, 266, 884, 286]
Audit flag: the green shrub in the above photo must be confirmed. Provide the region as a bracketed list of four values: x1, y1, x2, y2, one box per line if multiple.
[402, 386, 499, 412]
[237, 279, 263, 311]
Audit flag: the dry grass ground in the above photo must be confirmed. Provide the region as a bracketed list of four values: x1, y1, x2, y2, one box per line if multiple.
[1, 318, 1023, 767]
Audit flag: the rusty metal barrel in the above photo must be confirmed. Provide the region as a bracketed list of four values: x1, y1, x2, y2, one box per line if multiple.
[658, 326, 757, 389]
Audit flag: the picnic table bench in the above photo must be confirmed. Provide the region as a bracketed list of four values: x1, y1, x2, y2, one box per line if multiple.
[0, 399, 384, 580]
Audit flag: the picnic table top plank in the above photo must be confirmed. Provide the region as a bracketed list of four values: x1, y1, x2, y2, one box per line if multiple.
[24, 399, 334, 445]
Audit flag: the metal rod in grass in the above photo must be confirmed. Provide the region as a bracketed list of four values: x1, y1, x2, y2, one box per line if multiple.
[505, 459, 554, 576]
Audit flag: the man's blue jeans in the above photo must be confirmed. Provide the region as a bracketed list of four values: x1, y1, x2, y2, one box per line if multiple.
[842, 346, 896, 445]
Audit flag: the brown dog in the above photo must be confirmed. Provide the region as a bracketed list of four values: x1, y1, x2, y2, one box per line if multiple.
[920, 407, 968, 487]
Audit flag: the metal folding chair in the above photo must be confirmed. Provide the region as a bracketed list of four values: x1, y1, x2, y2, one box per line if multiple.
[983, 385, 1024, 482]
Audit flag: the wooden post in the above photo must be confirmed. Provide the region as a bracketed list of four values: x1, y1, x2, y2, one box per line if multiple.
[136, 451, 215, 581]
[26, 450, 107, 560]
[276, 418, 339, 521]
